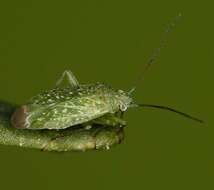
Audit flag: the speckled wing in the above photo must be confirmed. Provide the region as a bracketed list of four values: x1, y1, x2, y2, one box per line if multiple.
[26, 95, 112, 130]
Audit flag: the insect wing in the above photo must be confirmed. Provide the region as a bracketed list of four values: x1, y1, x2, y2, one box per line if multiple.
[27, 96, 111, 130]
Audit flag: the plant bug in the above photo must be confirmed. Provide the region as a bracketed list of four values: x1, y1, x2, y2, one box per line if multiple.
[11, 13, 203, 132]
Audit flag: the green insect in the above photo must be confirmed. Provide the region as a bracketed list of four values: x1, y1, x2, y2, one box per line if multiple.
[11, 71, 131, 129]
[11, 69, 203, 131]
[10, 14, 203, 131]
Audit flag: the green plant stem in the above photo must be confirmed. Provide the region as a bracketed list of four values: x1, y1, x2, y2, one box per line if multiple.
[0, 101, 124, 152]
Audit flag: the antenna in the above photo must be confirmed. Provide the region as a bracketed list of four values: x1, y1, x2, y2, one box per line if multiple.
[133, 103, 204, 123]
[130, 13, 182, 94]
[128, 14, 204, 124]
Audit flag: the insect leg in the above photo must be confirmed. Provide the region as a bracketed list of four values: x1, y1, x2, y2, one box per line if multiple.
[56, 70, 80, 88]
[116, 111, 125, 118]
[93, 114, 126, 127]
[41, 133, 66, 151]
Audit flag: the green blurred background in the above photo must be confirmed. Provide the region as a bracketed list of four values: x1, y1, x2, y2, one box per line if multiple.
[0, 0, 212, 189]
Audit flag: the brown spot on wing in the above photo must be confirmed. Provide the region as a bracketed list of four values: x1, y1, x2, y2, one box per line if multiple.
[11, 105, 29, 129]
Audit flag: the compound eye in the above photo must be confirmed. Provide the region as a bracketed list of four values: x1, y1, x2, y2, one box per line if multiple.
[120, 104, 127, 112]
